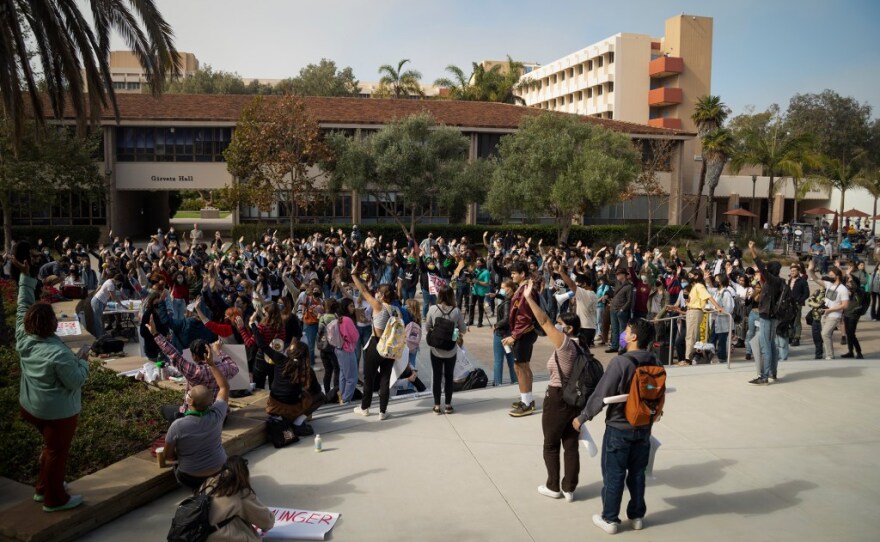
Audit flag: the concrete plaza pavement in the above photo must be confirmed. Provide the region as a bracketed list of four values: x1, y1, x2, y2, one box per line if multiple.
[78, 332, 880, 542]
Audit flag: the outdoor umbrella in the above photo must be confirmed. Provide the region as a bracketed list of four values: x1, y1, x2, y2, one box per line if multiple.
[803, 207, 834, 215]
[723, 208, 758, 218]
[840, 208, 869, 218]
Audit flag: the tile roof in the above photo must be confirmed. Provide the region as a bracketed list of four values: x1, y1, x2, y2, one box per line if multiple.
[53, 94, 693, 137]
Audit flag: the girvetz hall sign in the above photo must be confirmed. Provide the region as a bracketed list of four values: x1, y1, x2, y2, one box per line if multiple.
[151, 175, 195, 182]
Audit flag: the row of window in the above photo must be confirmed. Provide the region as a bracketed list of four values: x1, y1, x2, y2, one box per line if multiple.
[116, 127, 234, 162]
[112, 81, 142, 90]
[5, 191, 106, 226]
[524, 52, 615, 92]
[533, 82, 615, 112]
[238, 193, 451, 224]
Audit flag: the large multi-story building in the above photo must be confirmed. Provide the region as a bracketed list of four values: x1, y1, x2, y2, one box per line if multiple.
[103, 51, 201, 93]
[516, 14, 712, 132]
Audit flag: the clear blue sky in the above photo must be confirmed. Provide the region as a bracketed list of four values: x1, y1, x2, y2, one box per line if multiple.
[114, 0, 880, 118]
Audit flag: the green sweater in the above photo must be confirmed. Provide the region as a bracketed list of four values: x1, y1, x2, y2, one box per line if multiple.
[17, 275, 89, 420]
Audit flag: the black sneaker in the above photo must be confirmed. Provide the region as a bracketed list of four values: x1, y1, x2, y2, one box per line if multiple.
[604, 348, 617, 354]
[509, 401, 536, 417]
[745, 353, 752, 361]
[841, 352, 854, 358]
[292, 423, 314, 437]
[748, 377, 769, 385]
[841, 336, 847, 345]
[857, 353, 864, 359]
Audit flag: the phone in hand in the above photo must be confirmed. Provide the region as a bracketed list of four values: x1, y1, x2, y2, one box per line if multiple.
[76, 344, 91, 360]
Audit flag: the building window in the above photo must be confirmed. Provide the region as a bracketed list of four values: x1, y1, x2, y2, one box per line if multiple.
[597, 85, 603, 96]
[587, 60, 593, 71]
[608, 52, 615, 64]
[607, 82, 614, 93]
[476, 133, 504, 158]
[116, 127, 233, 162]
[578, 65, 583, 75]
[560, 71, 565, 81]
[587, 88, 593, 98]
[576, 91, 583, 101]
[113, 81, 126, 90]
[126, 82, 140, 90]
[597, 56, 604, 68]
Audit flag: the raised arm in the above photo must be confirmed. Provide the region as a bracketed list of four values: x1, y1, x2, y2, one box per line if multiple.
[205, 343, 229, 404]
[806, 258, 826, 289]
[522, 280, 565, 349]
[351, 265, 383, 313]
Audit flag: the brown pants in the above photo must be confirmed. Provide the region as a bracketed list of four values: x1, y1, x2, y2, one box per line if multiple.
[266, 392, 323, 421]
[20, 408, 79, 507]
[541, 387, 581, 493]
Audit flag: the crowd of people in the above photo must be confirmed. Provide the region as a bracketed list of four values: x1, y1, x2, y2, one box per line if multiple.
[7, 221, 876, 535]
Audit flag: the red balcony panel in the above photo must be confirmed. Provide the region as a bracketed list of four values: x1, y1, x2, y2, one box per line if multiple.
[649, 56, 684, 78]
[648, 118, 682, 130]
[648, 87, 683, 106]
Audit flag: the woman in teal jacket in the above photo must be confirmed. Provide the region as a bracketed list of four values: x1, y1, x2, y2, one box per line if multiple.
[14, 259, 89, 512]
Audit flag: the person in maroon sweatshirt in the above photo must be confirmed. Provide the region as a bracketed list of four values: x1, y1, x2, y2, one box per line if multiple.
[503, 261, 541, 417]
[629, 264, 651, 320]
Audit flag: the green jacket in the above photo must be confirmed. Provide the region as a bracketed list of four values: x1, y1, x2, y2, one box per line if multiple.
[471, 268, 491, 297]
[17, 275, 89, 420]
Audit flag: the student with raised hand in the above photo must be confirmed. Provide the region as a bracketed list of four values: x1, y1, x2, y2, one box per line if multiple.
[521, 279, 588, 503]
[807, 258, 849, 360]
[350, 257, 400, 420]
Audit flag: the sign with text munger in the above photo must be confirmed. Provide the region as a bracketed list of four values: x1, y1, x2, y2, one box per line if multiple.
[115, 162, 232, 190]
[262, 507, 341, 540]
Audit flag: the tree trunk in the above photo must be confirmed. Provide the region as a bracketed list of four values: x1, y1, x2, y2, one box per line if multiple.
[767, 174, 775, 227]
[838, 192, 846, 247]
[874, 196, 878, 238]
[694, 159, 707, 229]
[558, 215, 572, 244]
[646, 196, 653, 247]
[289, 187, 295, 240]
[1, 191, 11, 253]
[792, 178, 799, 221]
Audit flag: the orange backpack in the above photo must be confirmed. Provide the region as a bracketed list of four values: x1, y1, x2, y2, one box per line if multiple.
[623, 354, 666, 427]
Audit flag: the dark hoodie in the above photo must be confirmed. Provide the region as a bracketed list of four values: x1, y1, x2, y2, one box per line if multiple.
[579, 349, 660, 430]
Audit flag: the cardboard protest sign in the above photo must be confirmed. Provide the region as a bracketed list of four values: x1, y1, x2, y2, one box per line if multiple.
[262, 507, 341, 540]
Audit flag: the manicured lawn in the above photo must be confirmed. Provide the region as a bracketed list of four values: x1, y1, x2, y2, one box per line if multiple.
[173, 210, 231, 219]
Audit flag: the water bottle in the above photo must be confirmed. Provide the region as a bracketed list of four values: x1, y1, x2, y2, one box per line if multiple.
[314, 434, 322, 452]
[452, 327, 460, 342]
[155, 360, 165, 381]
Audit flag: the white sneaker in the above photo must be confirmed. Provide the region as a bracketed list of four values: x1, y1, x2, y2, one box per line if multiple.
[631, 518, 644, 530]
[592, 514, 618, 534]
[562, 491, 574, 502]
[379, 411, 390, 421]
[537, 485, 562, 499]
[353, 406, 370, 416]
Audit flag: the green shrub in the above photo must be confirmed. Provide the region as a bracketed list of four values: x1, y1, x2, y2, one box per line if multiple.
[178, 197, 206, 211]
[0, 226, 102, 248]
[0, 349, 181, 484]
[232, 223, 697, 248]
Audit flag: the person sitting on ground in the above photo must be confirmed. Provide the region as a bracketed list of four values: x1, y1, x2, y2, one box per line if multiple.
[199, 455, 276, 541]
[245, 327, 324, 437]
[163, 341, 231, 492]
[154, 294, 218, 353]
[147, 315, 239, 422]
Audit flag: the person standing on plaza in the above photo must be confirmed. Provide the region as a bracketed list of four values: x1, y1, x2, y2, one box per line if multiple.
[574, 318, 660, 534]
[14, 257, 89, 512]
[469, 257, 491, 327]
[605, 268, 633, 354]
[680, 268, 725, 366]
[789, 263, 810, 346]
[521, 279, 587, 503]
[491, 280, 518, 386]
[747, 241, 783, 384]
[425, 286, 466, 414]
[504, 262, 541, 417]
[806, 259, 849, 360]
[90, 273, 121, 338]
[841, 274, 864, 359]
[335, 298, 361, 404]
[557, 263, 598, 348]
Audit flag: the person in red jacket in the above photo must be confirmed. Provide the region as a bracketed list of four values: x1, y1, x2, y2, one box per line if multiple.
[503, 261, 541, 417]
[629, 265, 651, 320]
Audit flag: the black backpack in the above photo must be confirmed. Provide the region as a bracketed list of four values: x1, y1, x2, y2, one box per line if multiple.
[554, 343, 604, 410]
[847, 287, 869, 318]
[770, 282, 798, 326]
[167, 494, 236, 542]
[427, 307, 457, 350]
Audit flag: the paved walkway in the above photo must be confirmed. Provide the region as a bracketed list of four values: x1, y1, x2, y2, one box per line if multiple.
[77, 345, 879, 542]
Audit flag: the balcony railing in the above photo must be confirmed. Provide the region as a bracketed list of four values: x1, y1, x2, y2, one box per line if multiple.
[648, 87, 683, 106]
[649, 56, 684, 78]
[648, 118, 682, 129]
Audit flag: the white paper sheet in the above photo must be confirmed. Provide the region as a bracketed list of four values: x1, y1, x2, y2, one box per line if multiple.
[262, 507, 341, 540]
[646, 435, 662, 478]
[579, 424, 598, 457]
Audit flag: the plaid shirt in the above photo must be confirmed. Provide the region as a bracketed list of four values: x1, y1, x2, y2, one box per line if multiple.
[153, 334, 239, 412]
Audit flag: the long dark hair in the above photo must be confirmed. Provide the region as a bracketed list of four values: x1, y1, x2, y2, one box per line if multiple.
[339, 298, 355, 321]
[282, 340, 311, 387]
[200, 455, 253, 498]
[559, 312, 588, 351]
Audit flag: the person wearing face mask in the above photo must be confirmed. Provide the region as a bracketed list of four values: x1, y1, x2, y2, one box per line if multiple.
[747, 241, 785, 384]
[728, 241, 742, 261]
[681, 269, 726, 366]
[169, 271, 190, 321]
[90, 273, 121, 338]
[807, 259, 849, 360]
[743, 268, 762, 361]
[417, 252, 443, 319]
[486, 281, 515, 387]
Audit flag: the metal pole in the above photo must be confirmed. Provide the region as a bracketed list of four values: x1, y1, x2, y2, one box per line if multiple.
[751, 175, 757, 233]
[726, 313, 733, 370]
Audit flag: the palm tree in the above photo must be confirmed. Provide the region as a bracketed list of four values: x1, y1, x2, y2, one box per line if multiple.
[730, 117, 816, 226]
[691, 95, 730, 229]
[0, 0, 179, 145]
[700, 127, 734, 227]
[434, 64, 472, 100]
[378, 59, 423, 99]
[819, 155, 865, 245]
[858, 169, 880, 236]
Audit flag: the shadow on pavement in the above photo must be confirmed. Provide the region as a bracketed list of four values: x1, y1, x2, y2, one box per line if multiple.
[652, 479, 818, 525]
[651, 459, 737, 490]
[250, 468, 386, 510]
[781, 366, 864, 383]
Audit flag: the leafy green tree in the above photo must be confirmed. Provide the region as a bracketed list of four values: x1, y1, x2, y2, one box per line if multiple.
[729, 108, 818, 225]
[324, 113, 488, 237]
[223, 96, 331, 238]
[436, 57, 527, 104]
[377, 59, 423, 99]
[0, 118, 104, 250]
[818, 155, 866, 245]
[691, 95, 730, 227]
[700, 126, 735, 227]
[434, 65, 472, 100]
[164, 65, 249, 94]
[487, 113, 640, 243]
[0, 0, 178, 145]
[786, 90, 872, 165]
[276, 59, 360, 97]
[628, 139, 676, 246]
[857, 169, 880, 236]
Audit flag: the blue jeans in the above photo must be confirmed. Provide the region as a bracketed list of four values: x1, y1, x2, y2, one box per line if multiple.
[90, 297, 105, 339]
[596, 306, 605, 339]
[758, 317, 779, 379]
[745, 310, 759, 355]
[304, 323, 319, 367]
[356, 325, 372, 364]
[610, 310, 628, 350]
[421, 289, 436, 319]
[492, 334, 517, 386]
[335, 348, 358, 403]
[601, 425, 651, 523]
[775, 334, 789, 361]
[711, 330, 729, 361]
[401, 286, 417, 301]
[171, 298, 186, 321]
